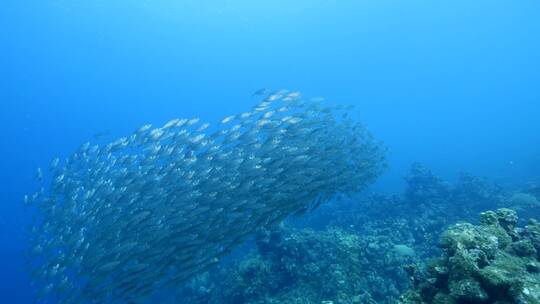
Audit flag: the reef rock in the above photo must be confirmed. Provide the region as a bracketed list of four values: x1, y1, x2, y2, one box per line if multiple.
[400, 208, 540, 304]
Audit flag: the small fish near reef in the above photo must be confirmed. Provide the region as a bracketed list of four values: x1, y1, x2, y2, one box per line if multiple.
[25, 90, 386, 303]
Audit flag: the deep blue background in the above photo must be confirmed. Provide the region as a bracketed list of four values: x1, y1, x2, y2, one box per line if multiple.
[1, 1, 539, 302]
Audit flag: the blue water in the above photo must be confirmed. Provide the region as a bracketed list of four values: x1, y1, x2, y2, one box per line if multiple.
[1, 1, 539, 302]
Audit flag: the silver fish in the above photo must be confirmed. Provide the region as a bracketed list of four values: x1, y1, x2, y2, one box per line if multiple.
[25, 90, 386, 304]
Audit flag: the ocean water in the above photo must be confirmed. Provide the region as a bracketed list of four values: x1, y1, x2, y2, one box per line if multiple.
[1, 1, 539, 303]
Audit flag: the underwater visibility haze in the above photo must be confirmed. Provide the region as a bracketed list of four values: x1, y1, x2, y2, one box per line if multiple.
[1, 1, 540, 303]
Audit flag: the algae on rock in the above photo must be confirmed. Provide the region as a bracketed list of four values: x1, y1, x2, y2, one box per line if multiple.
[400, 208, 540, 304]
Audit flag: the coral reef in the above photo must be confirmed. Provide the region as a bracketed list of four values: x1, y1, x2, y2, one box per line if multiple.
[178, 165, 539, 303]
[400, 208, 540, 304]
[181, 227, 390, 303]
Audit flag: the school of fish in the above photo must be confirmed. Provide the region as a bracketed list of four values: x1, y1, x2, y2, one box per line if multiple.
[25, 91, 386, 303]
